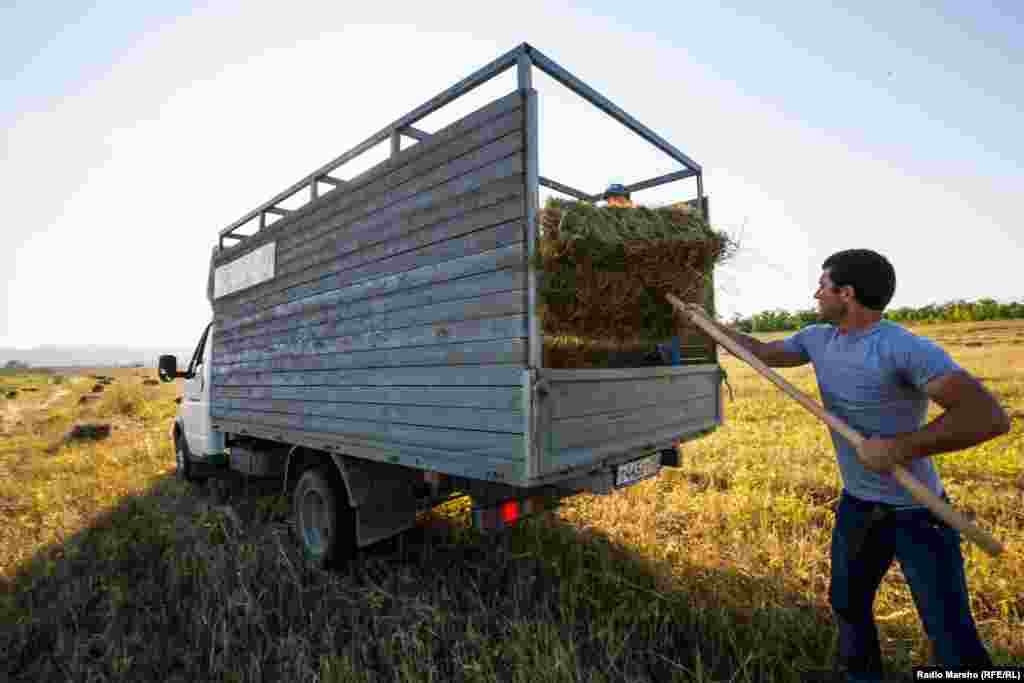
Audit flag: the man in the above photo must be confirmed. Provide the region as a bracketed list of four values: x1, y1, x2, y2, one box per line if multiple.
[681, 249, 1010, 679]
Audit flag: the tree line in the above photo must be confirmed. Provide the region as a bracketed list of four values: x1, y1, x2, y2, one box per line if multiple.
[727, 298, 1024, 333]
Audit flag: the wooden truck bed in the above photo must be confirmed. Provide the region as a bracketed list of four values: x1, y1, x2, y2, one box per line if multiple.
[205, 44, 721, 489]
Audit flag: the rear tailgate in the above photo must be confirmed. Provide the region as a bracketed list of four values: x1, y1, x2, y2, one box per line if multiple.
[531, 364, 721, 484]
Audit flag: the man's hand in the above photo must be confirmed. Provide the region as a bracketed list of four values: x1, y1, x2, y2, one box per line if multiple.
[676, 302, 710, 323]
[857, 436, 912, 473]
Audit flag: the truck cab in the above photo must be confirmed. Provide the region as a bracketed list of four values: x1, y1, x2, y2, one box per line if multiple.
[160, 322, 226, 480]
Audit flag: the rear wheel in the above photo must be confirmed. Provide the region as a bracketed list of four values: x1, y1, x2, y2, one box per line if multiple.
[293, 466, 355, 569]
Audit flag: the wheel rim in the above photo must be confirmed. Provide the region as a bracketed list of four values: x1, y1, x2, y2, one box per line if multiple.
[301, 488, 332, 556]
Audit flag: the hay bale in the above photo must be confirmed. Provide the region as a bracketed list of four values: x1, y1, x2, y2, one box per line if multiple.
[66, 423, 111, 441]
[535, 198, 733, 368]
[79, 394, 100, 404]
[142, 379, 160, 386]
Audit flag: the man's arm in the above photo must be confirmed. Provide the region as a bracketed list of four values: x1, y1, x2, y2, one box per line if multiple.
[895, 371, 1011, 461]
[696, 317, 809, 368]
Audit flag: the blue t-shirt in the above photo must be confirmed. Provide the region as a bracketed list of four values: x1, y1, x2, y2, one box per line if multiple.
[782, 320, 961, 506]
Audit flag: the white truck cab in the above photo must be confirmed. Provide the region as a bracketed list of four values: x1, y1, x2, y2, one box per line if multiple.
[160, 322, 226, 479]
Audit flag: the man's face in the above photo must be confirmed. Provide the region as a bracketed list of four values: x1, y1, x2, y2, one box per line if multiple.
[815, 270, 850, 323]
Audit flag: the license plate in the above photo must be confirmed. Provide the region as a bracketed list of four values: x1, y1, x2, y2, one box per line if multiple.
[615, 452, 661, 487]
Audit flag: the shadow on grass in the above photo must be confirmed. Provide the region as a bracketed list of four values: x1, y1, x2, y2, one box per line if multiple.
[0, 473, 892, 683]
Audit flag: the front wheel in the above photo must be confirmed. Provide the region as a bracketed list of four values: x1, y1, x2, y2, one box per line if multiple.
[293, 467, 355, 569]
[175, 440, 199, 484]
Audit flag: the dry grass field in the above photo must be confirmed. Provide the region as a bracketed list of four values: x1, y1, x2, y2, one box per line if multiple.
[1, 320, 1021, 681]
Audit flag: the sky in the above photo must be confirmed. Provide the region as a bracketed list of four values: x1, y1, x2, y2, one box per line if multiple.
[2, 0, 1021, 350]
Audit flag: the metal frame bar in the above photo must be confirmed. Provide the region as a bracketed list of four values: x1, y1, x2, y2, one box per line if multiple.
[401, 126, 432, 141]
[216, 42, 703, 250]
[523, 45, 701, 174]
[538, 176, 592, 202]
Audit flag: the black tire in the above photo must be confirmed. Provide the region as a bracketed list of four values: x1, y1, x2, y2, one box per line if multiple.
[292, 466, 355, 570]
[174, 435, 206, 485]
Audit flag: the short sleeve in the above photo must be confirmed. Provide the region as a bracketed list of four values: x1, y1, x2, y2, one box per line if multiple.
[781, 324, 820, 363]
[894, 333, 963, 390]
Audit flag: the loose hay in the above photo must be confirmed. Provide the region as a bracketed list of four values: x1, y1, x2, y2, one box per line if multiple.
[66, 423, 112, 441]
[534, 198, 735, 368]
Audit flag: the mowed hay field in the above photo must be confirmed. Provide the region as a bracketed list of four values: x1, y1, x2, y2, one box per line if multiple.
[1, 320, 1022, 682]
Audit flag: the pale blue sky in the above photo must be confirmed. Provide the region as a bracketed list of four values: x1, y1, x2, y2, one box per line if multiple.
[2, 1, 1021, 349]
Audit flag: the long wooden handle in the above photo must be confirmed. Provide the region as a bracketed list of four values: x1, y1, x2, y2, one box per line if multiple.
[667, 294, 1004, 557]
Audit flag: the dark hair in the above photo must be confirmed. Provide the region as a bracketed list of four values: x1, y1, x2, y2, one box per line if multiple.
[822, 249, 895, 311]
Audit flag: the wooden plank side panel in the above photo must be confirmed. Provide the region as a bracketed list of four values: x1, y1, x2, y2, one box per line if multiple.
[212, 134, 525, 315]
[213, 385, 523, 411]
[275, 113, 524, 265]
[276, 195, 525, 290]
[208, 93, 533, 484]
[218, 244, 527, 338]
[284, 175, 524, 286]
[278, 109, 525, 265]
[547, 393, 718, 454]
[211, 397, 522, 433]
[548, 372, 719, 420]
[217, 268, 526, 344]
[210, 408, 523, 460]
[534, 417, 718, 485]
[218, 290, 526, 356]
[214, 157, 525, 317]
[212, 91, 525, 267]
[213, 365, 524, 388]
[211, 338, 527, 380]
[208, 418, 525, 483]
[214, 315, 527, 366]
[220, 218, 525, 331]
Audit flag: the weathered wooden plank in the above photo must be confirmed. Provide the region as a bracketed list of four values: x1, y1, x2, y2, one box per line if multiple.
[217, 267, 525, 342]
[536, 415, 718, 481]
[275, 174, 524, 286]
[539, 364, 719, 383]
[208, 418, 526, 483]
[211, 338, 527, 379]
[213, 314, 528, 366]
[278, 193, 525, 283]
[214, 156, 526, 316]
[548, 395, 717, 452]
[214, 92, 526, 265]
[212, 364, 525, 389]
[209, 408, 523, 459]
[548, 371, 719, 420]
[274, 107, 523, 257]
[218, 290, 526, 356]
[212, 397, 523, 433]
[213, 385, 523, 411]
[281, 109, 523, 257]
[225, 216, 524, 322]
[276, 132, 526, 268]
[217, 239, 525, 323]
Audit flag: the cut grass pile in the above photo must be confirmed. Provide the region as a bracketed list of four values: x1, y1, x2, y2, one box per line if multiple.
[535, 199, 735, 368]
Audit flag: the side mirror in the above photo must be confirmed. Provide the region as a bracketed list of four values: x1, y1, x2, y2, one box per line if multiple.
[158, 355, 182, 382]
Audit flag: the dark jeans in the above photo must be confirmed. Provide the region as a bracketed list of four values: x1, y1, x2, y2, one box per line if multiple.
[830, 491, 992, 678]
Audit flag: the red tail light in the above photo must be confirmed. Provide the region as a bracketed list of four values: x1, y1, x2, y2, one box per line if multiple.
[500, 499, 519, 523]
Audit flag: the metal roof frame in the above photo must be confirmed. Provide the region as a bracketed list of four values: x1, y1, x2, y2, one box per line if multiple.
[218, 42, 703, 249]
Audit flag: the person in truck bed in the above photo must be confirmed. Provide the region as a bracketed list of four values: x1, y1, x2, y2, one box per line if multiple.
[684, 249, 1010, 679]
